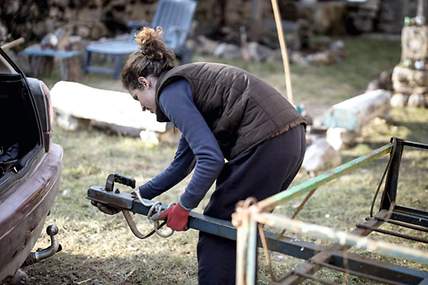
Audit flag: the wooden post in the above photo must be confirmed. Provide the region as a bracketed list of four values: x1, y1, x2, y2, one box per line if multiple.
[233, 200, 258, 285]
[246, 217, 257, 285]
[1, 37, 24, 50]
[235, 223, 247, 285]
[271, 0, 294, 104]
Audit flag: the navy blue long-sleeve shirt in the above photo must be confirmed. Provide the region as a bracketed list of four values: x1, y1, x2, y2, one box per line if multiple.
[138, 79, 224, 209]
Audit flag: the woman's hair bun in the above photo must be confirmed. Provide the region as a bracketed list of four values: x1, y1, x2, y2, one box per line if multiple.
[135, 27, 168, 61]
[121, 26, 176, 89]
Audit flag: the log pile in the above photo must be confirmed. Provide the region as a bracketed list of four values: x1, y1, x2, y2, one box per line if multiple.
[0, 0, 158, 44]
[2, 0, 428, 48]
[302, 90, 391, 174]
[346, 0, 380, 34]
[309, 1, 347, 35]
[391, 19, 428, 108]
[190, 33, 345, 66]
[321, 89, 391, 149]
[0, 0, 273, 45]
[377, 0, 419, 34]
[0, 0, 345, 48]
[194, 0, 278, 45]
[344, 0, 427, 35]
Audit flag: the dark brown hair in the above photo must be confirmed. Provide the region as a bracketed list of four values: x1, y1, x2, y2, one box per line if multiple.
[121, 27, 176, 90]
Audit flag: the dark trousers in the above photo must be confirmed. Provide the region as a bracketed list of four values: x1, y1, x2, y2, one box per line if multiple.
[197, 125, 306, 285]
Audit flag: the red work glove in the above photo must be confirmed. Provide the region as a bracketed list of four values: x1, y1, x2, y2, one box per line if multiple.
[156, 203, 189, 231]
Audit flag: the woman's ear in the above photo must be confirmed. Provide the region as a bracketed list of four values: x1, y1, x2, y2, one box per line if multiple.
[137, 76, 149, 88]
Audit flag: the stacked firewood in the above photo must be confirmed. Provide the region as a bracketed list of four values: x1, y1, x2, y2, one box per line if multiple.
[0, 0, 159, 43]
[193, 0, 275, 44]
[391, 18, 428, 108]
[0, 0, 273, 44]
[378, 0, 420, 34]
[346, 0, 380, 34]
[0, 0, 287, 47]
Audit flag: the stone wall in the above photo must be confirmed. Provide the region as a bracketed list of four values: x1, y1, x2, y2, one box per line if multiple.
[391, 21, 428, 108]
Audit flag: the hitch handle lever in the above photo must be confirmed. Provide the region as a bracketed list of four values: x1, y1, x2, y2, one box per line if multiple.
[105, 173, 136, 192]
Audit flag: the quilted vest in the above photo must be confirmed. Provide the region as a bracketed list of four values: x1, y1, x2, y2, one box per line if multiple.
[155, 62, 306, 160]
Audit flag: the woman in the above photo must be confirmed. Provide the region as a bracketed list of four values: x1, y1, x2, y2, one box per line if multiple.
[122, 27, 306, 284]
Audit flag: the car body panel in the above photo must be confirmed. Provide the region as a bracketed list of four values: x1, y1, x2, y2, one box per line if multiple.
[0, 143, 63, 281]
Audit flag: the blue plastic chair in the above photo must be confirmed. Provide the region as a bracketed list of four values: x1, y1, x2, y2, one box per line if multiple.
[84, 0, 196, 79]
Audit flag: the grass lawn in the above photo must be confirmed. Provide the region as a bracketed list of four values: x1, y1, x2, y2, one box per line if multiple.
[26, 36, 428, 284]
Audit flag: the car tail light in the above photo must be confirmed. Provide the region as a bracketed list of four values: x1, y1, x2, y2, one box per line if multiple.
[38, 80, 52, 152]
[26, 78, 52, 152]
[39, 81, 54, 127]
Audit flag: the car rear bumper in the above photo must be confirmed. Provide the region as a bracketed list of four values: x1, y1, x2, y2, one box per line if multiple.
[0, 143, 63, 281]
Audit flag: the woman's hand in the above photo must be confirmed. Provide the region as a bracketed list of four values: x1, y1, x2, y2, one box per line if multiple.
[153, 203, 189, 231]
[91, 201, 120, 215]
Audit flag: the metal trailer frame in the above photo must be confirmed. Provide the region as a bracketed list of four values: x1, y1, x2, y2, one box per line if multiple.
[234, 137, 428, 285]
[86, 138, 428, 285]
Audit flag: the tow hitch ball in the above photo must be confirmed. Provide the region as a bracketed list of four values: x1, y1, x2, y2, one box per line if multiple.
[23, 224, 62, 266]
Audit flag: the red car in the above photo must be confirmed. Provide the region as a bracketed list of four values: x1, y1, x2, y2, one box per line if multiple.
[0, 47, 63, 283]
